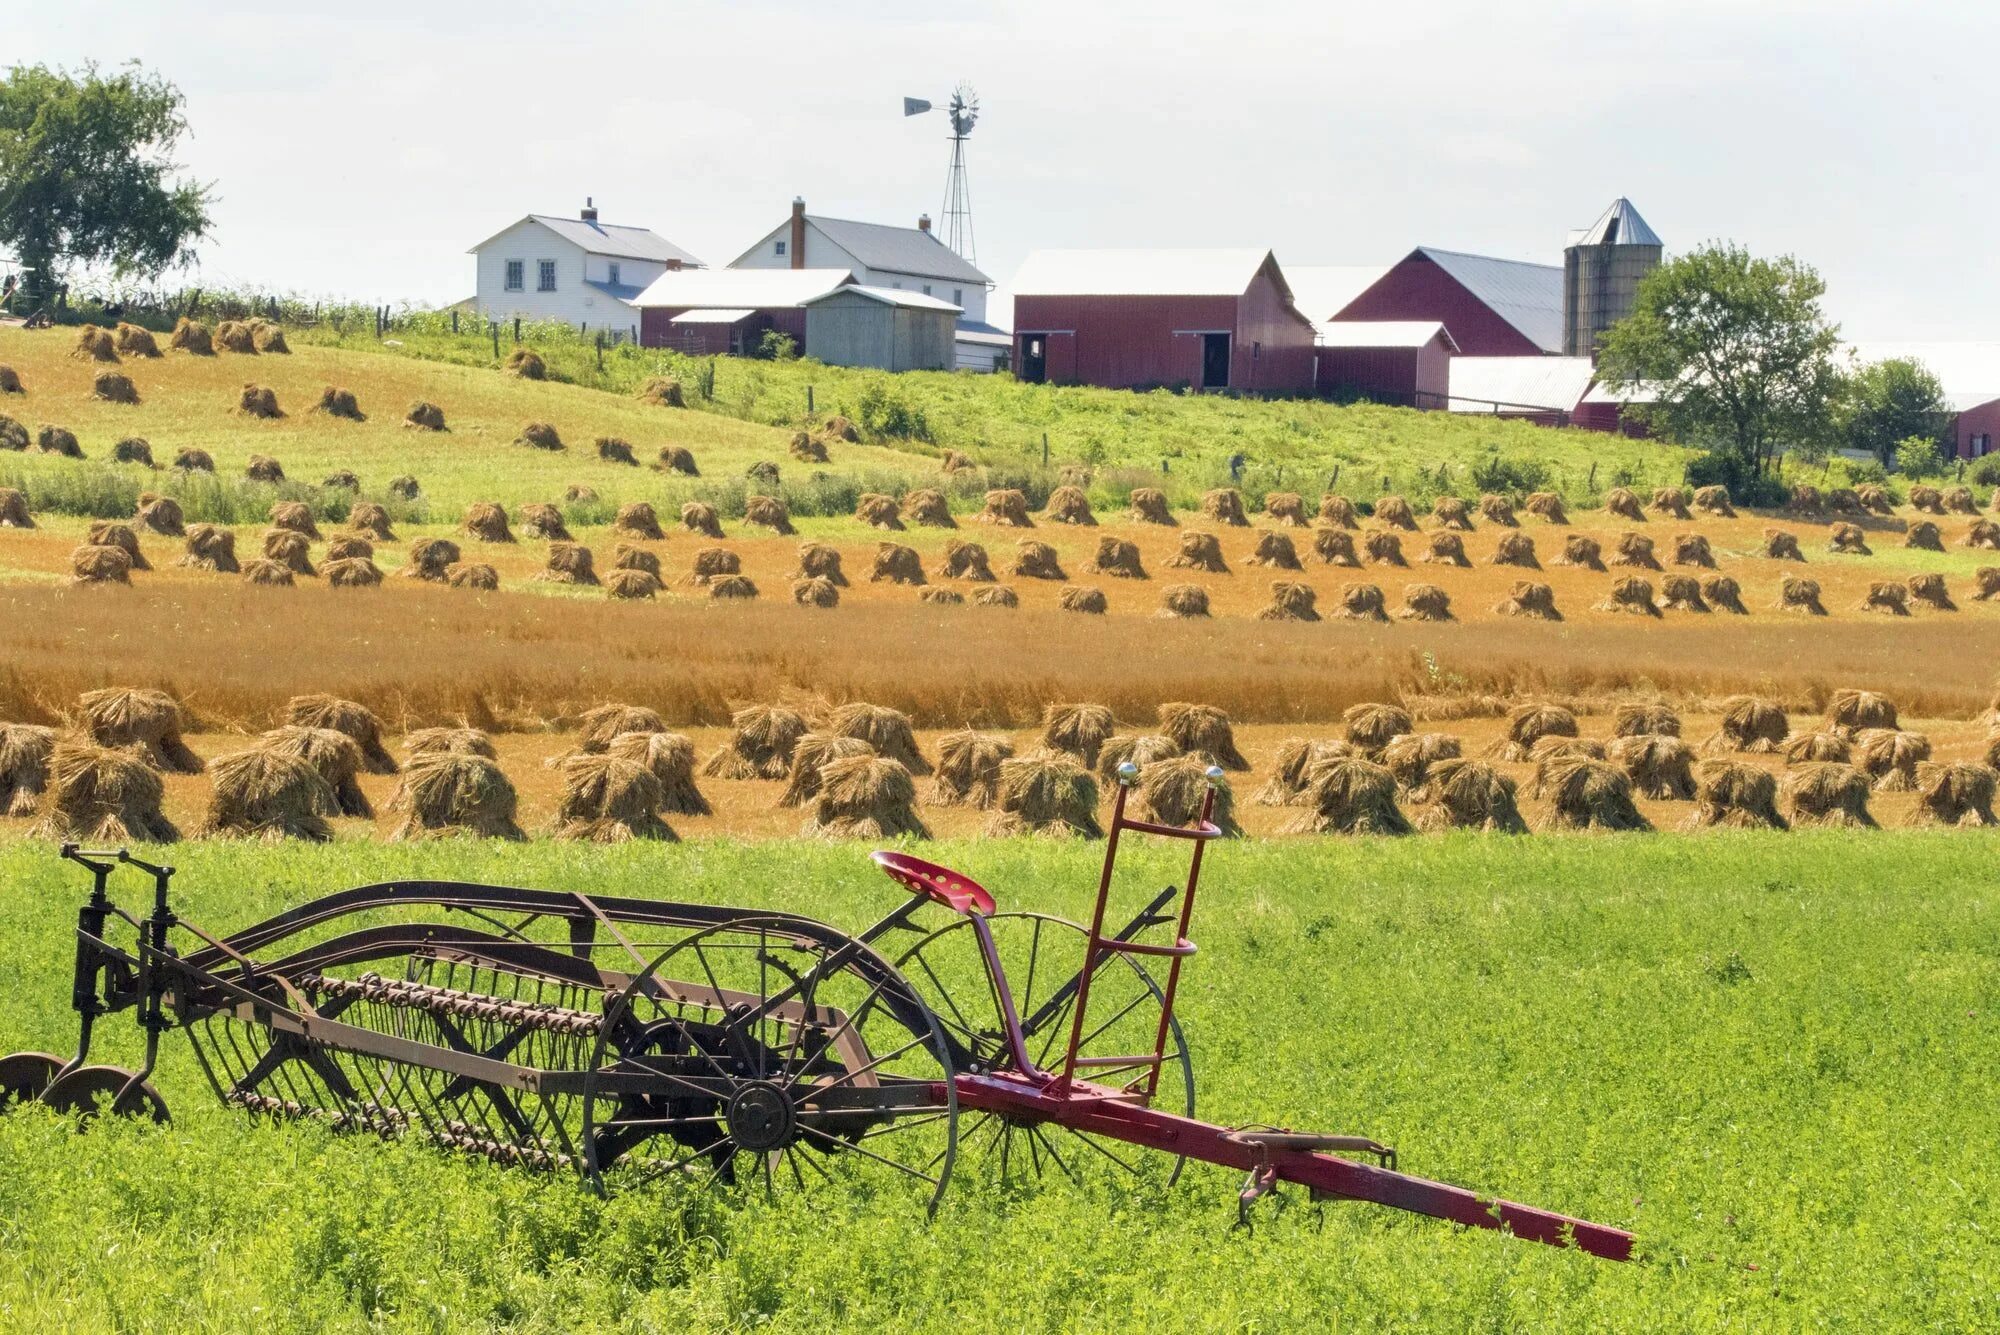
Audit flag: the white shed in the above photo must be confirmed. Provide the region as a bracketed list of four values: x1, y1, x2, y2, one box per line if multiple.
[801, 286, 961, 372]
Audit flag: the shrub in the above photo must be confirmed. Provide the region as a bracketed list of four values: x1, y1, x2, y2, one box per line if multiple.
[1683, 451, 1787, 508]
[1895, 435, 1949, 479]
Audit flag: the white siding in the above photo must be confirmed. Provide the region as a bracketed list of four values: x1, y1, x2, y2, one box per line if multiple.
[473, 219, 641, 338]
[730, 221, 989, 327]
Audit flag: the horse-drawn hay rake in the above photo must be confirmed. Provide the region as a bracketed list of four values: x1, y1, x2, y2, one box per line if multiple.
[0, 765, 1633, 1260]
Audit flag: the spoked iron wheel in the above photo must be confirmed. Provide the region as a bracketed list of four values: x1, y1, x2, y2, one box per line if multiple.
[582, 917, 958, 1213]
[892, 911, 1194, 1187]
[0, 1052, 65, 1107]
[39, 1064, 171, 1123]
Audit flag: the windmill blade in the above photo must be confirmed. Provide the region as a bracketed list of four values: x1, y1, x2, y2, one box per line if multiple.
[902, 96, 932, 117]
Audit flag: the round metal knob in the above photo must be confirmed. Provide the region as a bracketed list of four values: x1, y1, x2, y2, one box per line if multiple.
[1116, 761, 1139, 785]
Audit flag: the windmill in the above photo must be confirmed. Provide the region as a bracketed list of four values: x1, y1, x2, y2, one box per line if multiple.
[902, 82, 979, 262]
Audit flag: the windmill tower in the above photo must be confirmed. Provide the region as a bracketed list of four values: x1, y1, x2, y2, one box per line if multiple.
[903, 83, 980, 263]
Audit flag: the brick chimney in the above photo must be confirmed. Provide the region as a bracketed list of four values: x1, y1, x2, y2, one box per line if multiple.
[665, 258, 683, 272]
[790, 197, 806, 270]
[917, 214, 932, 235]
[581, 196, 598, 224]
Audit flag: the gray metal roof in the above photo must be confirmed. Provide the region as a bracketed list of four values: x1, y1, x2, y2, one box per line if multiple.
[630, 267, 855, 309]
[808, 216, 990, 285]
[1010, 248, 1279, 297]
[1448, 356, 1598, 414]
[1416, 247, 1565, 354]
[584, 278, 647, 303]
[1571, 198, 1662, 249]
[806, 284, 962, 313]
[524, 215, 705, 266]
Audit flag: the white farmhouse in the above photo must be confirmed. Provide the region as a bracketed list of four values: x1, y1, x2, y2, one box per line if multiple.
[469, 200, 704, 340]
[729, 198, 1007, 371]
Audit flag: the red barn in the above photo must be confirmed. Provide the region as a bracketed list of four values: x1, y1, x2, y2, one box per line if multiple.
[1314, 322, 1456, 409]
[1009, 249, 1317, 394]
[1333, 247, 1564, 358]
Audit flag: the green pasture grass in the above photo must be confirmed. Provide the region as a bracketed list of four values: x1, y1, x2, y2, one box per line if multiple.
[0, 833, 1993, 1331]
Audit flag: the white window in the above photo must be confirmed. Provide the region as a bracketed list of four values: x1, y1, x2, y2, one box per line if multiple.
[775, 240, 787, 257]
[608, 261, 621, 285]
[504, 260, 523, 292]
[538, 260, 556, 292]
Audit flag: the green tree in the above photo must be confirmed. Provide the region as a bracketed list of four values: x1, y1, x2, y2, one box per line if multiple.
[0, 62, 212, 308]
[1894, 434, 1948, 479]
[1598, 243, 1845, 475]
[1843, 357, 1952, 466]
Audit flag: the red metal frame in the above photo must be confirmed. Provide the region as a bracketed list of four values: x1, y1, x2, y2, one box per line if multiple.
[879, 774, 1636, 1262]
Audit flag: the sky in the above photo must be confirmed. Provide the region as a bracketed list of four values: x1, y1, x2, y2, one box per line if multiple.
[15, 0, 2000, 338]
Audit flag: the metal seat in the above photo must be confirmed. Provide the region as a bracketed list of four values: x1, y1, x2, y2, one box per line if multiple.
[870, 850, 995, 915]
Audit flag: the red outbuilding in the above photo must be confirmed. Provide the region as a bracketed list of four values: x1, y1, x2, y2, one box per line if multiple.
[631, 268, 854, 356]
[1314, 322, 1457, 409]
[1009, 249, 1318, 394]
[1333, 247, 1565, 358]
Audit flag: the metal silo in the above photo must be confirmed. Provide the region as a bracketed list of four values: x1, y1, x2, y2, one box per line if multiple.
[1563, 198, 1663, 358]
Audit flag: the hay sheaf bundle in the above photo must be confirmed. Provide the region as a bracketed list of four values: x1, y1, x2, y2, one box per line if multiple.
[1978, 568, 2000, 601]
[689, 548, 741, 585]
[1128, 487, 1174, 525]
[1490, 703, 1577, 762]
[1430, 496, 1472, 531]
[397, 399, 447, 432]
[919, 586, 964, 606]
[1608, 733, 1697, 800]
[1058, 585, 1107, 614]
[265, 501, 318, 541]
[1312, 529, 1360, 567]
[746, 461, 781, 490]
[792, 541, 847, 586]
[550, 754, 676, 843]
[1158, 584, 1210, 619]
[1493, 580, 1561, 620]
[1476, 494, 1517, 527]
[601, 731, 708, 816]
[1827, 487, 1863, 515]
[1782, 730, 1852, 764]
[388, 752, 523, 841]
[1906, 484, 1944, 514]
[824, 702, 929, 775]
[500, 346, 547, 380]
[938, 449, 974, 474]
[199, 747, 336, 842]
[1525, 491, 1568, 524]
[645, 443, 697, 477]
[78, 688, 202, 773]
[586, 436, 635, 468]
[1826, 688, 1898, 736]
[1253, 738, 1352, 806]
[708, 574, 756, 601]
[30, 742, 178, 844]
[1398, 583, 1453, 621]
[680, 501, 725, 539]
[793, 576, 839, 608]
[788, 432, 829, 465]
[1651, 487, 1692, 519]
[261, 529, 315, 575]
[1604, 488, 1646, 522]
[1319, 493, 1359, 528]
[400, 537, 460, 582]
[802, 755, 930, 840]
[1672, 533, 1715, 568]
[979, 489, 1033, 527]
[1366, 495, 1412, 532]
[243, 454, 285, 485]
[1782, 762, 1877, 829]
[1903, 520, 1943, 552]
[1167, 530, 1229, 573]
[1761, 528, 1805, 561]
[1686, 759, 1786, 830]
[1281, 755, 1411, 836]
[903, 488, 955, 528]
[629, 374, 685, 408]
[256, 724, 371, 817]
[1611, 532, 1659, 569]
[1854, 484, 1894, 515]
[284, 694, 397, 774]
[169, 318, 213, 355]
[1012, 540, 1066, 580]
[1335, 582, 1389, 622]
[1910, 763, 1998, 827]
[320, 469, 360, 492]
[1962, 519, 2000, 551]
[1660, 575, 1709, 613]
[744, 495, 795, 536]
[84, 520, 152, 572]
[1363, 531, 1406, 566]
[1943, 486, 1980, 515]
[1537, 756, 1651, 832]
[534, 542, 599, 586]
[518, 503, 571, 542]
[1042, 702, 1115, 768]
[779, 733, 876, 808]
[69, 543, 132, 587]
[1706, 696, 1789, 754]
[462, 502, 514, 544]
[0, 487, 30, 530]
[1409, 759, 1526, 833]
[1907, 573, 1954, 610]
[1490, 532, 1538, 568]
[855, 493, 904, 530]
[1257, 580, 1319, 622]
[605, 568, 662, 600]
[1546, 534, 1600, 571]
[1135, 755, 1240, 834]
[37, 424, 83, 458]
[238, 384, 282, 419]
[309, 385, 362, 421]
[0, 366, 17, 395]
[1088, 536, 1149, 578]
[1613, 702, 1681, 738]
[1692, 484, 1735, 517]
[1776, 575, 1826, 615]
[92, 371, 139, 404]
[325, 557, 383, 588]
[0, 415, 23, 448]
[1855, 727, 1932, 792]
[1702, 575, 1748, 615]
[1828, 522, 1870, 555]
[1045, 485, 1097, 525]
[1342, 701, 1413, 757]
[929, 729, 1014, 808]
[404, 727, 497, 760]
[1857, 581, 1910, 616]
[1381, 732, 1462, 798]
[1264, 491, 1309, 527]
[1422, 532, 1469, 567]
[1789, 484, 1825, 513]
[1202, 489, 1249, 527]
[926, 538, 990, 583]
[986, 752, 1102, 838]
[612, 501, 666, 542]
[71, 325, 119, 362]
[213, 320, 256, 354]
[176, 525, 238, 572]
[515, 421, 564, 452]
[241, 558, 294, 587]
[1241, 530, 1301, 571]
[702, 704, 808, 780]
[1096, 732, 1182, 783]
[870, 542, 926, 586]
[248, 320, 288, 353]
[1157, 701, 1249, 771]
[0, 723, 56, 816]
[343, 502, 393, 542]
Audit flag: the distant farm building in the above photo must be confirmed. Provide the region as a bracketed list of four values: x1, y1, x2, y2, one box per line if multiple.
[470, 200, 702, 337]
[1313, 322, 1457, 408]
[630, 268, 959, 372]
[1841, 343, 2000, 459]
[1563, 199, 1663, 357]
[1447, 357, 1599, 426]
[1333, 248, 1564, 358]
[1009, 248, 1318, 393]
[730, 199, 1005, 371]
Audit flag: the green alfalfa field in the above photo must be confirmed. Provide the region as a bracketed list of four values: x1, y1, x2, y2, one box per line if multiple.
[0, 833, 1993, 1332]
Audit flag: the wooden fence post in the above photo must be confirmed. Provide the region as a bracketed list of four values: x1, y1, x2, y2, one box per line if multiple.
[452, 310, 459, 334]
[513, 317, 521, 343]
[1042, 433, 1049, 467]
[807, 384, 815, 414]
[491, 325, 500, 359]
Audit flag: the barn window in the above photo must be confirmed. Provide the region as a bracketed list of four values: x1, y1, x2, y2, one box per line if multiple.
[775, 240, 787, 257]
[504, 260, 523, 292]
[953, 288, 963, 305]
[922, 284, 932, 295]
[608, 261, 621, 286]
[538, 260, 557, 292]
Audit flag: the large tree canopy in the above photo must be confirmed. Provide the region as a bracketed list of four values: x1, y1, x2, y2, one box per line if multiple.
[1842, 356, 1953, 467]
[0, 62, 212, 305]
[1598, 243, 1845, 474]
